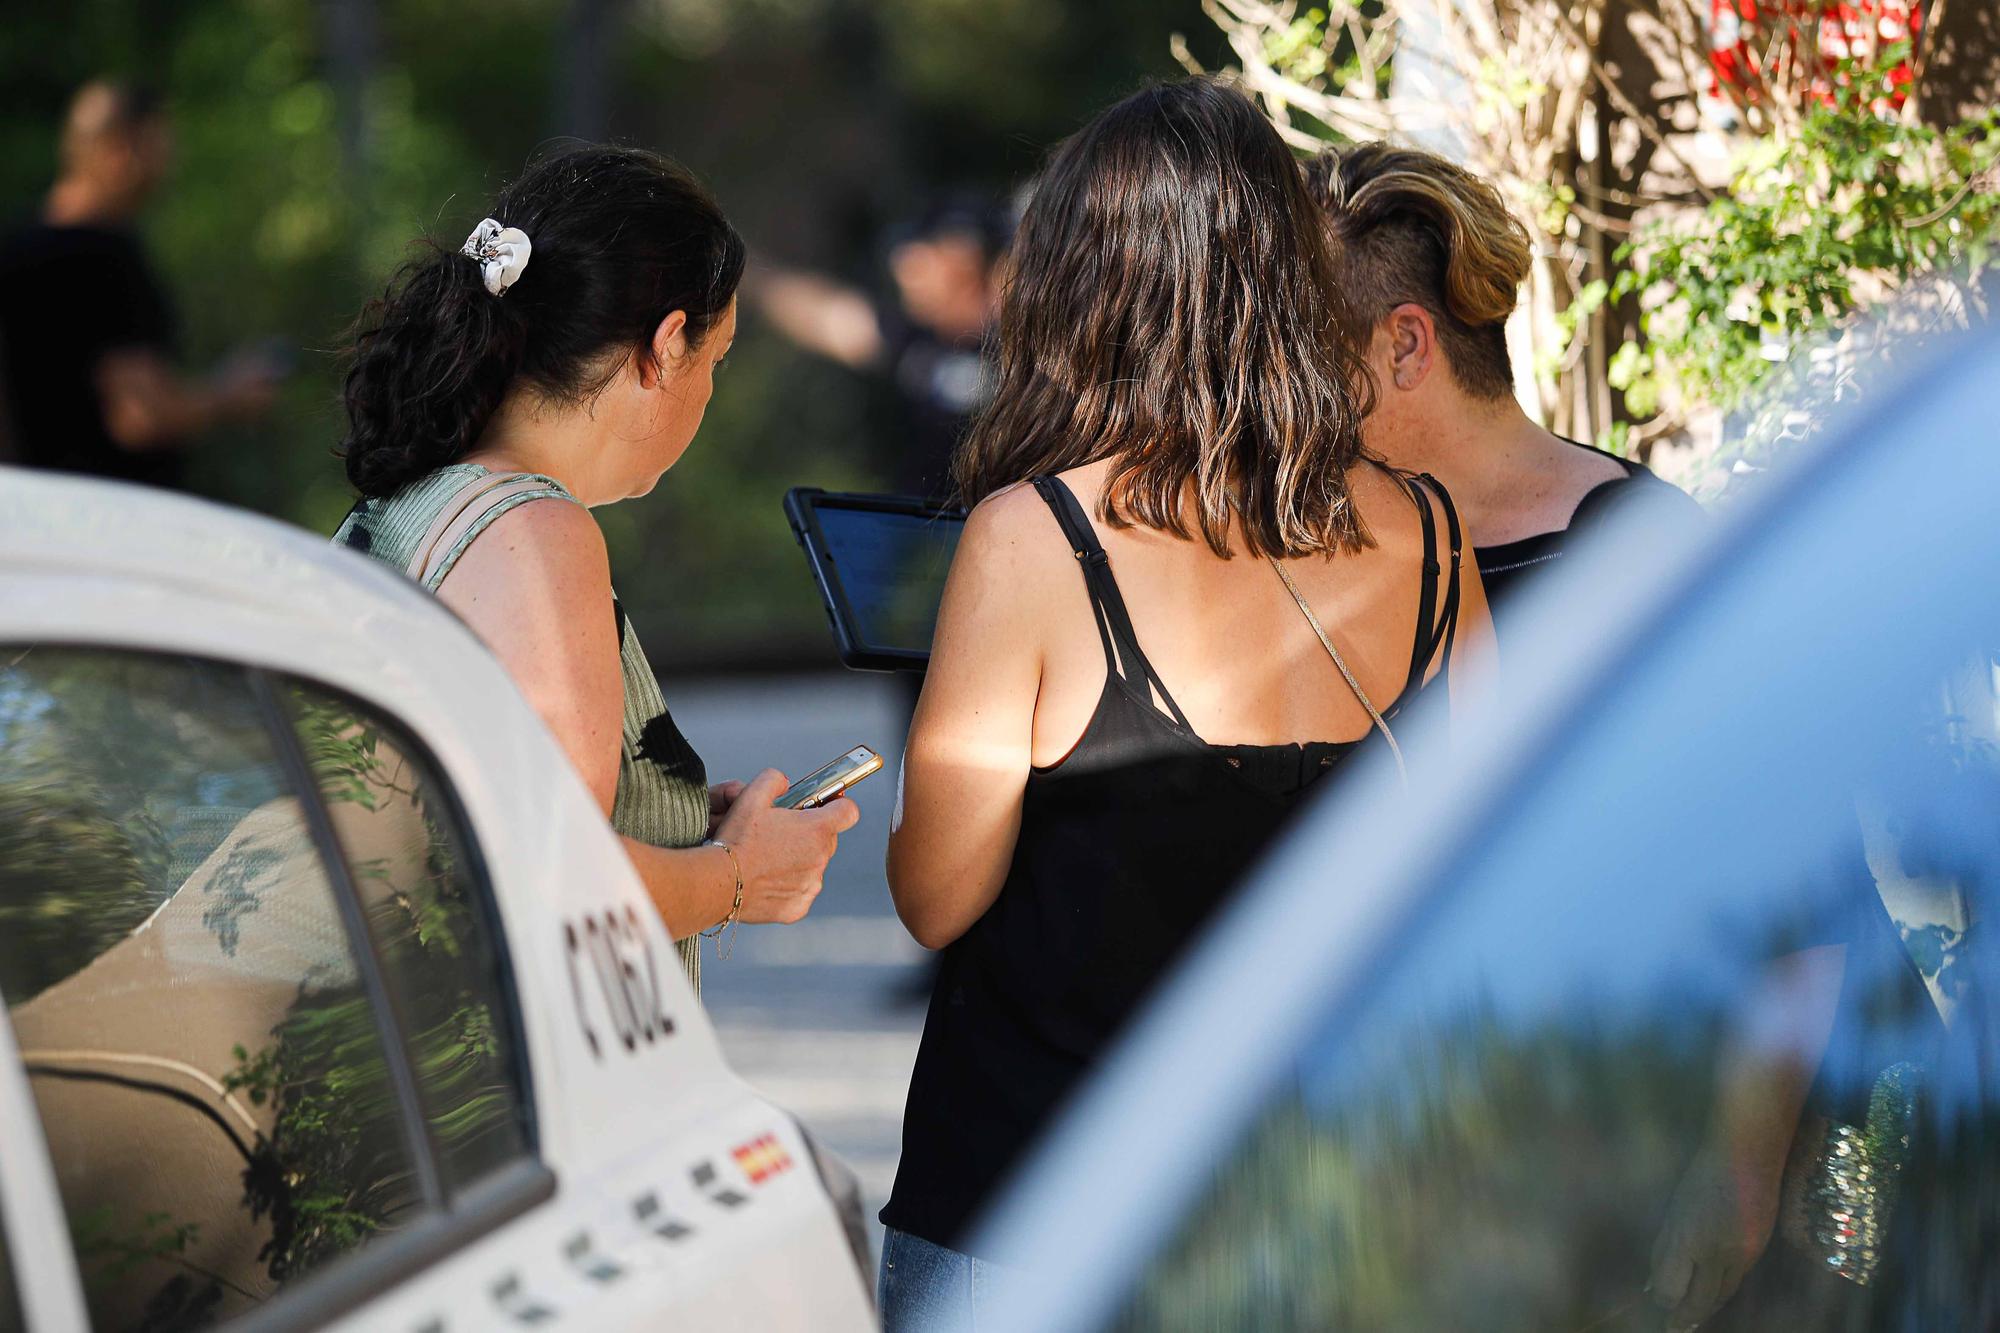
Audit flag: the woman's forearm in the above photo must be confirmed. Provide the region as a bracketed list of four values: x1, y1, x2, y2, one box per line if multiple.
[1710, 1049, 1817, 1189]
[886, 827, 1012, 950]
[1709, 943, 1847, 1179]
[620, 836, 739, 939]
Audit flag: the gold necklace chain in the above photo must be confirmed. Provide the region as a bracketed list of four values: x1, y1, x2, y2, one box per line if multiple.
[1266, 556, 1408, 786]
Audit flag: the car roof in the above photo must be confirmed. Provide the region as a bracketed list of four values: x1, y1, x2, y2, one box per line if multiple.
[0, 466, 448, 643]
[0, 465, 511, 741]
[976, 325, 2000, 1330]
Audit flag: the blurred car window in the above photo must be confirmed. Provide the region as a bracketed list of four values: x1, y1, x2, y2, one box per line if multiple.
[281, 678, 533, 1194]
[0, 1206, 20, 1333]
[0, 648, 428, 1329]
[1108, 637, 1997, 1328]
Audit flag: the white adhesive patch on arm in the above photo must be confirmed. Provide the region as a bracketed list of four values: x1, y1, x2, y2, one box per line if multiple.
[891, 750, 908, 834]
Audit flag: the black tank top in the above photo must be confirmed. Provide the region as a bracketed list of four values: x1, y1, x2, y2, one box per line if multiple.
[1473, 441, 1704, 637]
[881, 471, 1464, 1250]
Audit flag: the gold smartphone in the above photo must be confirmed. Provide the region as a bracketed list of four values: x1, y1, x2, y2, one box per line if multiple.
[772, 744, 883, 810]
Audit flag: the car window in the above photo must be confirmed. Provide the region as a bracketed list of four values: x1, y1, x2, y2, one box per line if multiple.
[1110, 656, 1999, 1327]
[0, 648, 427, 1329]
[0, 1206, 20, 1333]
[281, 679, 533, 1192]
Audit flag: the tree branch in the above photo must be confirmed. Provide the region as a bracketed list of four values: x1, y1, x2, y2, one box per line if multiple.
[1551, 6, 1718, 201]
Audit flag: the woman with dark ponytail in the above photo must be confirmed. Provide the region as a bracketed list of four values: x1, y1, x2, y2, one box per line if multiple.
[334, 145, 858, 990]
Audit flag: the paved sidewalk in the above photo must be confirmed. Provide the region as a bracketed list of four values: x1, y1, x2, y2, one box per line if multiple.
[669, 672, 928, 1250]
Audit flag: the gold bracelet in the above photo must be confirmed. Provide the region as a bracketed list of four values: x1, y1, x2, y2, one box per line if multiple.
[699, 838, 744, 960]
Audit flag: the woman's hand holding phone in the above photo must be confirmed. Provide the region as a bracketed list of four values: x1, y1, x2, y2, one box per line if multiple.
[707, 779, 748, 836]
[711, 768, 861, 925]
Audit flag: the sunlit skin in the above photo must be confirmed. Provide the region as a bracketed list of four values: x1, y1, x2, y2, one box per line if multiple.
[1649, 946, 1846, 1329]
[447, 298, 860, 939]
[1359, 303, 1630, 547]
[750, 229, 997, 372]
[887, 233, 994, 344]
[888, 456, 1495, 951]
[46, 113, 173, 226]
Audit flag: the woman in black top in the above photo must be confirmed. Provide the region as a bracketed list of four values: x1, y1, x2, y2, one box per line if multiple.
[1307, 144, 1704, 638]
[880, 79, 1492, 1327]
[1309, 145, 1932, 1330]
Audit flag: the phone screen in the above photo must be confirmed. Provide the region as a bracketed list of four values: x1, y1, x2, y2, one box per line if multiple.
[774, 746, 881, 809]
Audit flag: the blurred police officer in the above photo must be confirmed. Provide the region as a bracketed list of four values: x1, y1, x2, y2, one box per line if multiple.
[0, 80, 280, 490]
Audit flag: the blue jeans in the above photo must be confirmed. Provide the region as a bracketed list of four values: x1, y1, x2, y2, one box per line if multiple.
[878, 1226, 1001, 1332]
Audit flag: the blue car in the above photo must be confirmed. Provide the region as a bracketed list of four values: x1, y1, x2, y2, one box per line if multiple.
[981, 326, 2000, 1331]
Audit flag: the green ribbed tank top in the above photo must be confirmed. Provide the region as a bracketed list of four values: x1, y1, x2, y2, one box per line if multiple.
[333, 464, 708, 991]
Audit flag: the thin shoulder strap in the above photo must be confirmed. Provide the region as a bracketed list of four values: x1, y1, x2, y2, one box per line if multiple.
[1267, 556, 1407, 785]
[1403, 472, 1464, 693]
[1403, 473, 1442, 695]
[1029, 476, 1193, 731]
[406, 470, 574, 590]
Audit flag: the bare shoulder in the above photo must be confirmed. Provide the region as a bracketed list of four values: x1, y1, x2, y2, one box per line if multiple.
[933, 480, 1076, 650]
[1348, 460, 1430, 552]
[958, 480, 1070, 572]
[439, 494, 612, 615]
[968, 477, 1049, 528]
[1567, 442, 1636, 489]
[478, 491, 607, 558]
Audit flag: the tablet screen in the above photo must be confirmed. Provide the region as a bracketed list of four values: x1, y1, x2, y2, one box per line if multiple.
[815, 503, 964, 656]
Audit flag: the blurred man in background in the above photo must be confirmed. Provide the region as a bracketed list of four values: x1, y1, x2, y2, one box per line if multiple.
[753, 198, 1008, 1009]
[0, 80, 280, 491]
[751, 194, 1009, 503]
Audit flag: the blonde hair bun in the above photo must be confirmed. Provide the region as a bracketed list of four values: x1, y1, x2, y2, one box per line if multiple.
[1310, 143, 1533, 398]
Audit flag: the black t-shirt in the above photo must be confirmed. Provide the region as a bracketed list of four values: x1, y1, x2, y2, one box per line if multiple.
[876, 302, 989, 503]
[1473, 444, 1705, 639]
[0, 221, 184, 488]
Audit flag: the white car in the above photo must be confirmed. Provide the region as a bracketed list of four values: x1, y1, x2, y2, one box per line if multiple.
[0, 470, 876, 1332]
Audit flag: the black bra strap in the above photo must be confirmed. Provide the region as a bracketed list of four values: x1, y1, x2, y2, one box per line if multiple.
[1436, 474, 1464, 675]
[1032, 476, 1119, 670]
[1404, 474, 1442, 695]
[1405, 472, 1464, 690]
[1031, 476, 1194, 732]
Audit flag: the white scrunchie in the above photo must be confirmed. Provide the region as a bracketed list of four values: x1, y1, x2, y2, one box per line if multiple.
[461, 217, 532, 296]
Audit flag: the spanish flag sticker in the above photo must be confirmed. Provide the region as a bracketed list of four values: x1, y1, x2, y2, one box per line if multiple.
[732, 1133, 795, 1185]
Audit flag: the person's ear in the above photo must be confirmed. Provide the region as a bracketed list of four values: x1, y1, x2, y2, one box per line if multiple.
[1382, 303, 1437, 392]
[640, 311, 690, 390]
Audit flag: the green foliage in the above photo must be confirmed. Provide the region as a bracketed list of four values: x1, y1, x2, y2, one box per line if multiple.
[0, 651, 277, 999]
[69, 1204, 230, 1328]
[71, 1206, 203, 1286]
[0, 781, 151, 997]
[291, 691, 393, 812]
[1265, 8, 1343, 86]
[0, 655, 523, 1307]
[220, 684, 527, 1287]
[228, 988, 411, 1283]
[1534, 276, 1607, 383]
[3, 0, 1212, 669]
[1231, 4, 1391, 138]
[1607, 58, 2000, 462]
[1117, 1011, 1715, 1330]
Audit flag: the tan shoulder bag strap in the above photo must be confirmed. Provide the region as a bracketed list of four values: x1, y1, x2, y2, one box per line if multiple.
[1266, 556, 1408, 786]
[404, 472, 561, 589]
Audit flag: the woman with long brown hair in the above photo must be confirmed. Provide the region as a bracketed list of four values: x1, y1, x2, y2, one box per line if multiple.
[877, 79, 1492, 1326]
[1307, 143, 1702, 637]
